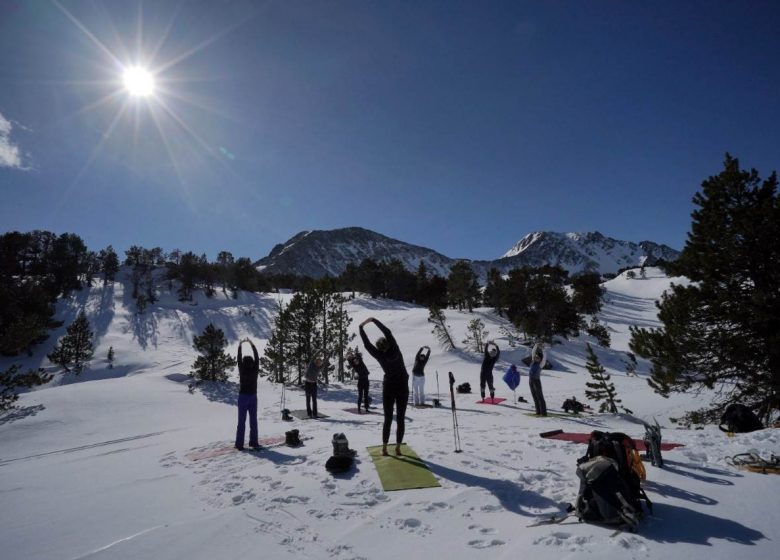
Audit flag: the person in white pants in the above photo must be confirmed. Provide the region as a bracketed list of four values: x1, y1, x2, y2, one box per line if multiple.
[411, 346, 430, 406]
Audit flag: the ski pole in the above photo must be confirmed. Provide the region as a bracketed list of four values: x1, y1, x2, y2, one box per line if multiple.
[448, 372, 462, 453]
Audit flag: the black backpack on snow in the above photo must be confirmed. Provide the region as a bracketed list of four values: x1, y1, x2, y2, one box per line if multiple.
[719, 404, 763, 433]
[573, 431, 652, 532]
[456, 382, 471, 394]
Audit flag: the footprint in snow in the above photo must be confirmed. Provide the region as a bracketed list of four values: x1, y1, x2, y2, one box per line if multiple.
[468, 539, 505, 549]
[394, 518, 430, 535]
[271, 495, 310, 504]
[232, 490, 255, 505]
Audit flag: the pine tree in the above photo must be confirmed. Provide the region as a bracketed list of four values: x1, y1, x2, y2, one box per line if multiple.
[1, 364, 52, 412]
[585, 317, 611, 347]
[428, 306, 456, 350]
[630, 155, 780, 423]
[107, 346, 114, 369]
[216, 251, 234, 295]
[98, 245, 119, 284]
[571, 273, 605, 315]
[483, 268, 505, 316]
[260, 298, 294, 384]
[327, 292, 355, 382]
[190, 323, 236, 382]
[447, 261, 480, 311]
[48, 311, 94, 374]
[462, 318, 489, 353]
[584, 343, 631, 414]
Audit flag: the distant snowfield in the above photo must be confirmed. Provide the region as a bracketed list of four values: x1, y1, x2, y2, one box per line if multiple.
[1, 268, 777, 560]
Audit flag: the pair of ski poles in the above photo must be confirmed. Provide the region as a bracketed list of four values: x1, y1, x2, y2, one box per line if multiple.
[447, 371, 462, 453]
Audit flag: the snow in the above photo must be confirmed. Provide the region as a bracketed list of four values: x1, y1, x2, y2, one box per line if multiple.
[1, 268, 777, 560]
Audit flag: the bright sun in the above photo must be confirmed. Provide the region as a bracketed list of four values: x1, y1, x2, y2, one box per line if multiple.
[122, 66, 155, 97]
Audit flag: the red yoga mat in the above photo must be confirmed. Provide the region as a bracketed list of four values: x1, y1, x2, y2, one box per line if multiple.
[477, 397, 507, 405]
[539, 429, 684, 451]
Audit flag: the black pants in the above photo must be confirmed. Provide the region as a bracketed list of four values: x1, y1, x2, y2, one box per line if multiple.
[480, 371, 495, 398]
[305, 381, 318, 417]
[529, 377, 546, 416]
[382, 383, 409, 445]
[357, 381, 369, 411]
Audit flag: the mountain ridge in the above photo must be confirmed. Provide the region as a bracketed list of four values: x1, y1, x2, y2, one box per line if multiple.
[255, 227, 680, 279]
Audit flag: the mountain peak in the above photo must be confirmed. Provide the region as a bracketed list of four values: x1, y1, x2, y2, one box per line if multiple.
[500, 230, 679, 273]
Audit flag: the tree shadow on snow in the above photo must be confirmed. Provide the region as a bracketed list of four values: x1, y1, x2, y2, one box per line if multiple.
[641, 502, 765, 545]
[198, 380, 240, 406]
[129, 311, 159, 350]
[661, 462, 736, 486]
[663, 459, 741, 479]
[642, 480, 718, 506]
[0, 404, 45, 425]
[348, 298, 420, 312]
[425, 460, 560, 517]
[250, 447, 305, 466]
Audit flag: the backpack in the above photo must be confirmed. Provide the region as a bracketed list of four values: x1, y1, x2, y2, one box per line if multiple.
[574, 431, 652, 531]
[285, 429, 301, 446]
[562, 397, 585, 414]
[719, 404, 763, 433]
[325, 455, 353, 474]
[456, 382, 471, 394]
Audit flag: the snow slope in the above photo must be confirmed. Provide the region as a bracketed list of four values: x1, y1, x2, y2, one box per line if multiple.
[1, 268, 777, 560]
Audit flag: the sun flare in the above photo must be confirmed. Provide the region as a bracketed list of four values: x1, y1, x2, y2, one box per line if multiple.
[122, 66, 155, 97]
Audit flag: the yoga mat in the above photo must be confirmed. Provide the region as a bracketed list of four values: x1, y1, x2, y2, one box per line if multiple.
[366, 444, 441, 491]
[539, 429, 684, 451]
[476, 397, 506, 405]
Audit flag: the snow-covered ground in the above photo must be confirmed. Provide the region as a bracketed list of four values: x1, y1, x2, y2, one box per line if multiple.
[1, 268, 777, 560]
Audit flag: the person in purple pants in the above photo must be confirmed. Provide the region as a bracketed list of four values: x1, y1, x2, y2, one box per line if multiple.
[235, 338, 260, 450]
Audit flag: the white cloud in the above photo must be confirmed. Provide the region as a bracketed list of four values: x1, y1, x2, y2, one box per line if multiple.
[0, 111, 26, 169]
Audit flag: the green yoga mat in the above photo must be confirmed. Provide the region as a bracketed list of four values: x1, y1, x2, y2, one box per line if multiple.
[366, 444, 441, 491]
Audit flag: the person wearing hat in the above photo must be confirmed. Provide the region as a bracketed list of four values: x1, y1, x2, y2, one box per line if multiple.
[235, 338, 260, 450]
[480, 342, 500, 401]
[411, 346, 431, 406]
[359, 317, 409, 456]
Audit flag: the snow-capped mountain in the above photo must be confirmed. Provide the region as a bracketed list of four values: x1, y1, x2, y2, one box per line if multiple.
[495, 231, 680, 276]
[255, 227, 456, 278]
[255, 227, 680, 279]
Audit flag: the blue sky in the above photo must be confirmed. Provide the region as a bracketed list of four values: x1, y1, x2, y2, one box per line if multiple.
[1, 0, 778, 262]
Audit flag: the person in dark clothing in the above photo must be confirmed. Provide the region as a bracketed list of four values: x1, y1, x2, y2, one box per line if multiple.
[347, 352, 371, 413]
[359, 317, 409, 456]
[480, 342, 500, 401]
[304, 356, 324, 418]
[235, 338, 260, 450]
[528, 342, 548, 416]
[411, 346, 430, 406]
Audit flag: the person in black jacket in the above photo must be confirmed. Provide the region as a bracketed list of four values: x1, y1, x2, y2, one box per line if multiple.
[360, 317, 409, 456]
[235, 338, 260, 450]
[347, 352, 371, 413]
[480, 342, 500, 401]
[411, 346, 430, 406]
